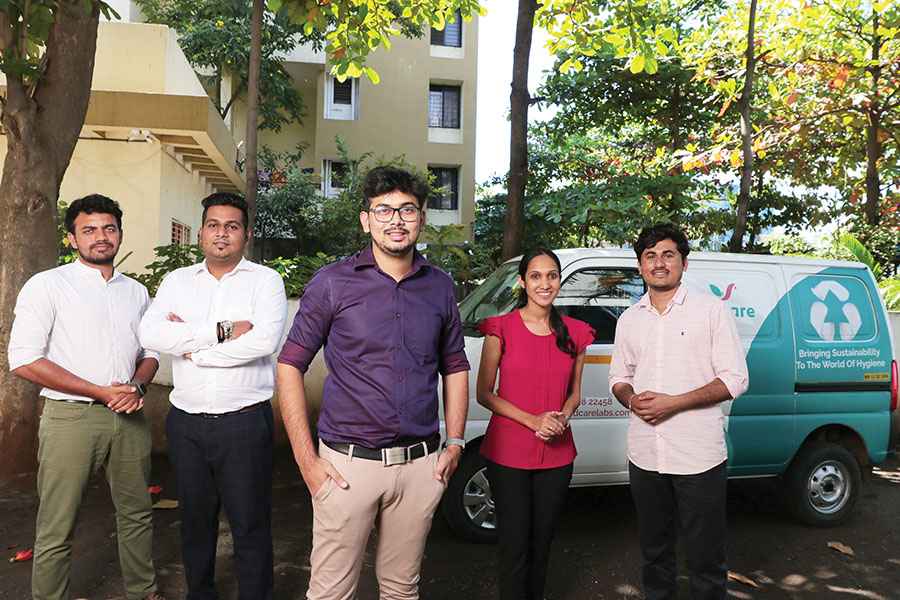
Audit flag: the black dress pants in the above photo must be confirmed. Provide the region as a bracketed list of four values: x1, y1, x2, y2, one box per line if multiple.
[167, 404, 274, 600]
[628, 460, 728, 600]
[487, 460, 573, 600]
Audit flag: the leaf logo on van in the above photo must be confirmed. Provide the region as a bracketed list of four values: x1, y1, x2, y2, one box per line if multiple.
[809, 280, 862, 341]
[709, 283, 736, 301]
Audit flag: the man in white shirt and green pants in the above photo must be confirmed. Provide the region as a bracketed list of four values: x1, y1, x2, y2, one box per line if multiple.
[8, 195, 164, 600]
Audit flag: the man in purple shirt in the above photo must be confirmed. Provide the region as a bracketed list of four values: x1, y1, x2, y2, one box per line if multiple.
[277, 166, 469, 600]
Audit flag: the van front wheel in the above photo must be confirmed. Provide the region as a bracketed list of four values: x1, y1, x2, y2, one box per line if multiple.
[784, 442, 861, 526]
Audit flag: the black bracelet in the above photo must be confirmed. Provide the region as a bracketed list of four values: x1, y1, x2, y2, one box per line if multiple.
[216, 322, 224, 343]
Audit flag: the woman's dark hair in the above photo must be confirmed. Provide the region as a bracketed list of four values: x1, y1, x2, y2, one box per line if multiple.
[633, 223, 690, 260]
[516, 248, 577, 358]
[65, 194, 123, 233]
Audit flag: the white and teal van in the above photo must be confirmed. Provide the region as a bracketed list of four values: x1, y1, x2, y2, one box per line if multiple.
[441, 249, 898, 543]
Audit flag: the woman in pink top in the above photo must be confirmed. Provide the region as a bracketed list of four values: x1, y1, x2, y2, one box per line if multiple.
[476, 248, 594, 600]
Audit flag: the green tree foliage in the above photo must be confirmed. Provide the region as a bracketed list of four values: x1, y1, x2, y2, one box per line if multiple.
[252, 137, 434, 259]
[252, 144, 322, 259]
[127, 244, 205, 296]
[271, 0, 485, 82]
[266, 252, 334, 297]
[678, 0, 899, 234]
[57, 201, 76, 265]
[534, 0, 682, 76]
[135, 0, 318, 131]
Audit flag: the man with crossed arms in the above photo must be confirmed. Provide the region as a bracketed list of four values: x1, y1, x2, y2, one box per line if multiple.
[140, 192, 286, 600]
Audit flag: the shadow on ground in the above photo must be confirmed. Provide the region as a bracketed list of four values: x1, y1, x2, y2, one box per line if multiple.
[2, 452, 900, 599]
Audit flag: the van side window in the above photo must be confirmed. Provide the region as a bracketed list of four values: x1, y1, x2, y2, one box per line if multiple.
[556, 268, 645, 344]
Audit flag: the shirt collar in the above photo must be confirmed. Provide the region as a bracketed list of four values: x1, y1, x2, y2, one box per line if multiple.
[637, 283, 687, 312]
[70, 258, 122, 283]
[193, 257, 254, 277]
[353, 245, 430, 277]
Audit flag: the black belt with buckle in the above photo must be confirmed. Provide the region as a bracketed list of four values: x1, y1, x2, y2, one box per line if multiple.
[324, 433, 440, 466]
[194, 401, 268, 419]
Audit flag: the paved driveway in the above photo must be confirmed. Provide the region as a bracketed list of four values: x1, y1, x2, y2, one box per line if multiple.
[2, 452, 899, 599]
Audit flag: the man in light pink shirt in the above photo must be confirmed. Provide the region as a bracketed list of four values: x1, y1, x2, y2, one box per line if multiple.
[610, 223, 748, 600]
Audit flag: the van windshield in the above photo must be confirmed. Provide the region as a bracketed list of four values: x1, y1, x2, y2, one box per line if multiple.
[458, 262, 520, 333]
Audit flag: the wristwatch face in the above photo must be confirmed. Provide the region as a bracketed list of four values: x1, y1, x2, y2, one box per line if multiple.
[134, 383, 147, 397]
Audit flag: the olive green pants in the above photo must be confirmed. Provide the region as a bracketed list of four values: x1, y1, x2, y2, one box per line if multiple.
[32, 400, 158, 600]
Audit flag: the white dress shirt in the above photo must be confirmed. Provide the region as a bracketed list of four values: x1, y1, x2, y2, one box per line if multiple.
[8, 260, 158, 402]
[609, 285, 749, 475]
[138, 258, 287, 414]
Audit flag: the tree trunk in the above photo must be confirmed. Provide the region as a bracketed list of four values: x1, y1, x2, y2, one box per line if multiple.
[244, 0, 264, 240]
[728, 0, 758, 253]
[0, 1, 100, 483]
[501, 0, 537, 261]
[863, 12, 882, 226]
[746, 170, 765, 249]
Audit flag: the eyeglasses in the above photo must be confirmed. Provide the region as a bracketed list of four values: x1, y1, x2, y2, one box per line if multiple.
[368, 204, 421, 223]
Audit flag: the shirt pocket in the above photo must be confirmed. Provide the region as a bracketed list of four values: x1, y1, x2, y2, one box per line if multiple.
[219, 285, 255, 322]
[404, 309, 443, 365]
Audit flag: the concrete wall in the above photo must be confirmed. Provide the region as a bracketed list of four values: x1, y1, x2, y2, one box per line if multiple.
[92, 22, 208, 97]
[59, 140, 164, 273]
[158, 151, 208, 247]
[230, 66, 320, 170]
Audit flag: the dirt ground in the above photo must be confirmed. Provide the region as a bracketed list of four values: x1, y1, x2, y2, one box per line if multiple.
[2, 450, 900, 600]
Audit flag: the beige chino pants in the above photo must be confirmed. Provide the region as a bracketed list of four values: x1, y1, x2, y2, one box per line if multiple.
[306, 442, 447, 600]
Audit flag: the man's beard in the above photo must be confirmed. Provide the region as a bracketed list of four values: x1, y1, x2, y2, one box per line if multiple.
[78, 247, 117, 266]
[373, 228, 416, 257]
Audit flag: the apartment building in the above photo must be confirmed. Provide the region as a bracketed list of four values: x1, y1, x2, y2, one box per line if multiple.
[227, 14, 479, 231]
[0, 1, 477, 275]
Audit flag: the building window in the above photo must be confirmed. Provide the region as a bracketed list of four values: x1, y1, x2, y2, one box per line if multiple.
[325, 75, 357, 120]
[171, 220, 192, 245]
[428, 85, 461, 128]
[323, 160, 350, 197]
[428, 167, 459, 210]
[431, 11, 462, 47]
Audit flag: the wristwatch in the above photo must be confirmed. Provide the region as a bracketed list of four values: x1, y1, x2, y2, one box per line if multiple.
[128, 381, 147, 397]
[217, 320, 234, 343]
[443, 437, 466, 450]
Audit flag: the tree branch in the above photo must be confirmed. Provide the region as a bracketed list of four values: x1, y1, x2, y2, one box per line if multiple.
[221, 77, 247, 120]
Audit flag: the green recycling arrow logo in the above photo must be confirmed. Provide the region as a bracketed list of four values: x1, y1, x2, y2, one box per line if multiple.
[809, 280, 862, 341]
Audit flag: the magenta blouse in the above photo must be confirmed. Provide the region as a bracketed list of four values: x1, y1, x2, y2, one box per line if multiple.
[479, 310, 594, 470]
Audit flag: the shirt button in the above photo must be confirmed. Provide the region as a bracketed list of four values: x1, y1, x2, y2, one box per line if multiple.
[395, 313, 400, 319]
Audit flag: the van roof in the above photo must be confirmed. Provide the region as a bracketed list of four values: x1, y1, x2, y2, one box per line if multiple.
[507, 248, 869, 271]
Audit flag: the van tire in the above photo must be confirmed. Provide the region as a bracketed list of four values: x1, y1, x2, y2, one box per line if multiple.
[784, 442, 861, 526]
[441, 447, 498, 544]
